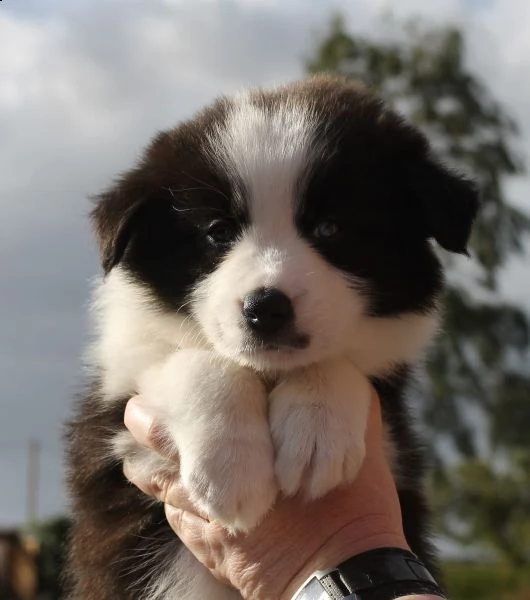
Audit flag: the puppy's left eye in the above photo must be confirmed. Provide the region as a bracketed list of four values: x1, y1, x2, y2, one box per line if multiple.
[313, 220, 340, 240]
[206, 219, 237, 247]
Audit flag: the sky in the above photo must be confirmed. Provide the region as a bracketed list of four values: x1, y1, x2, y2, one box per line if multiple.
[1, 0, 529, 527]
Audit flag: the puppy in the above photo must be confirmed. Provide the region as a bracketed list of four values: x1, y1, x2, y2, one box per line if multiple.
[65, 75, 478, 599]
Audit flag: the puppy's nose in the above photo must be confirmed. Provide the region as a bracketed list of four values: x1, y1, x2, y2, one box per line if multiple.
[242, 287, 294, 335]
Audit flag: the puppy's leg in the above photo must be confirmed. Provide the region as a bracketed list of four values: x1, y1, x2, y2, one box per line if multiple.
[270, 357, 371, 500]
[136, 349, 278, 532]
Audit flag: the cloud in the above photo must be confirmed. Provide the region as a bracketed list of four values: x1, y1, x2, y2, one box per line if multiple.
[1, 0, 529, 525]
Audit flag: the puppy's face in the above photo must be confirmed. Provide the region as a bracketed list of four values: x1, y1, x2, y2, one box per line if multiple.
[93, 77, 478, 374]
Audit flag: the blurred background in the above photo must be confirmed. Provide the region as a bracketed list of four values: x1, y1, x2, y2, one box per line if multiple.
[1, 0, 529, 598]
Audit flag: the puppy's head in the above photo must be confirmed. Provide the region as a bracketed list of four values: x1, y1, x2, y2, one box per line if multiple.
[92, 76, 479, 375]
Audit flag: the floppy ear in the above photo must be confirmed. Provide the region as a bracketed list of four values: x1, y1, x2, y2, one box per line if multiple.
[91, 173, 148, 274]
[404, 155, 480, 254]
[91, 131, 179, 273]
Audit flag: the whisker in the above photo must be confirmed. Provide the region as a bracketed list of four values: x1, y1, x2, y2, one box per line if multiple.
[176, 299, 194, 312]
[165, 186, 225, 209]
[167, 186, 224, 198]
[182, 172, 231, 203]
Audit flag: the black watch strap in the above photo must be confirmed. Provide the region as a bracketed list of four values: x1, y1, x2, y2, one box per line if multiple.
[293, 548, 445, 600]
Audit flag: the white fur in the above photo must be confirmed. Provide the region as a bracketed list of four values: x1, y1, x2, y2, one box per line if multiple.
[191, 233, 370, 372]
[348, 312, 439, 375]
[137, 349, 277, 532]
[89, 268, 206, 400]
[89, 94, 440, 598]
[208, 91, 317, 217]
[270, 357, 371, 499]
[146, 547, 242, 600]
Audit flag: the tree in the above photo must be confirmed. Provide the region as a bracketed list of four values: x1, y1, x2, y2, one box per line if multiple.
[33, 516, 70, 599]
[306, 15, 530, 565]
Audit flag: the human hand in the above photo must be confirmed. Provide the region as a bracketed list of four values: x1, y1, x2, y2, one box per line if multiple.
[124, 390, 410, 600]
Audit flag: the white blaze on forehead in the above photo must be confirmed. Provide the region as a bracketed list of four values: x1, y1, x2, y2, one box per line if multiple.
[209, 92, 316, 232]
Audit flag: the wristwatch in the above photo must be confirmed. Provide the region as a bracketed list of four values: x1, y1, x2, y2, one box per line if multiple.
[292, 548, 446, 600]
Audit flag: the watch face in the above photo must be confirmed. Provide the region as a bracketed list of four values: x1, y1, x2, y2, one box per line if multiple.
[295, 578, 330, 600]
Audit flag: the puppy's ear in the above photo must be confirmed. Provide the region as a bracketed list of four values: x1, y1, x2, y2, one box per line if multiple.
[91, 173, 147, 274]
[91, 131, 176, 273]
[404, 155, 480, 254]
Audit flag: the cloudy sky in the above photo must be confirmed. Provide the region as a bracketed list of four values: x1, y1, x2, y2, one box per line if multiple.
[1, 0, 529, 526]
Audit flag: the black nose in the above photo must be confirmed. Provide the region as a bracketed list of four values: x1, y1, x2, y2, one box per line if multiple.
[242, 287, 294, 335]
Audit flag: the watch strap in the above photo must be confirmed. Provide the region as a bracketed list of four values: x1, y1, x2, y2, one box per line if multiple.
[293, 548, 445, 600]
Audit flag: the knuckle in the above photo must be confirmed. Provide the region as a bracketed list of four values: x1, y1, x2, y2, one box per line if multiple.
[151, 469, 174, 503]
[122, 459, 136, 485]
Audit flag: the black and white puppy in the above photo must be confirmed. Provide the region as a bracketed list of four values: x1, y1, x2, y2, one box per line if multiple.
[66, 75, 478, 600]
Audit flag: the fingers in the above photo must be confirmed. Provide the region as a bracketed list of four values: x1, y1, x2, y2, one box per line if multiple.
[123, 452, 209, 518]
[124, 396, 156, 448]
[364, 389, 384, 450]
[368, 388, 382, 431]
[123, 459, 174, 504]
[123, 458, 203, 513]
[124, 396, 209, 516]
[165, 504, 210, 536]
[165, 505, 232, 586]
[124, 396, 176, 460]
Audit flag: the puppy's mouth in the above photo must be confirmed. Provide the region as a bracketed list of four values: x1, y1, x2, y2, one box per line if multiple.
[240, 330, 310, 359]
[259, 332, 310, 352]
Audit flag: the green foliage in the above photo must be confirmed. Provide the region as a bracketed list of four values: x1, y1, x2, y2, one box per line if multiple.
[306, 15, 530, 566]
[436, 459, 530, 567]
[33, 516, 70, 599]
[444, 562, 530, 600]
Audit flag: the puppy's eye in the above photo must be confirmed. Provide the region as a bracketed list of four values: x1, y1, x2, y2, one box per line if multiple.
[313, 220, 340, 240]
[206, 219, 237, 247]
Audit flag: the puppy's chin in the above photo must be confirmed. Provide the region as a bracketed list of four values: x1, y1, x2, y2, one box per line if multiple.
[233, 346, 316, 373]
[205, 330, 334, 374]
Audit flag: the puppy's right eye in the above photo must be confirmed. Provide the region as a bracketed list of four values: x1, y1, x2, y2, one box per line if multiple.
[206, 219, 237, 247]
[312, 219, 341, 241]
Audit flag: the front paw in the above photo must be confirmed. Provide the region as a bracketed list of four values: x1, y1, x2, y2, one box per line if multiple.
[180, 432, 277, 532]
[139, 350, 277, 531]
[269, 359, 371, 500]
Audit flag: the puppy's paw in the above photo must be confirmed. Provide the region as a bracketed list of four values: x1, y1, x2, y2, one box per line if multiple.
[269, 358, 371, 500]
[139, 350, 277, 531]
[181, 430, 277, 532]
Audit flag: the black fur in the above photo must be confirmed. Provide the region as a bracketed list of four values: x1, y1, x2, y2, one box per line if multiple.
[65, 388, 180, 599]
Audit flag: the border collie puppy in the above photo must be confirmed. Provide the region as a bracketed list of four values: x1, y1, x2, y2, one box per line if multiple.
[66, 75, 478, 599]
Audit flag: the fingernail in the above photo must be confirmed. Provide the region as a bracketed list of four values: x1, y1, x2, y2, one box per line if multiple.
[122, 459, 133, 482]
[124, 398, 156, 448]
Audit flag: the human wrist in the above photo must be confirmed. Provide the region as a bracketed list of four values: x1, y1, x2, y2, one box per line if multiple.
[273, 513, 409, 600]
[241, 515, 409, 600]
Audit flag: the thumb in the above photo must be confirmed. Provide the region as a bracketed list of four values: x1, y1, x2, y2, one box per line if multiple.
[165, 504, 209, 544]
